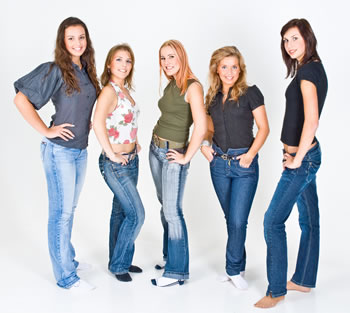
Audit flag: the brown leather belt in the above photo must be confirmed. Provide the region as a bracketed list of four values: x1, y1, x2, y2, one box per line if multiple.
[152, 134, 187, 149]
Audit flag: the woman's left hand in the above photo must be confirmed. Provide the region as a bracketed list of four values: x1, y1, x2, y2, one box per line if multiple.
[237, 153, 253, 168]
[283, 153, 302, 169]
[166, 149, 188, 165]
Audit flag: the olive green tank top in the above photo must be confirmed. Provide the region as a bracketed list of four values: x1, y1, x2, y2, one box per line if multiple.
[153, 79, 197, 143]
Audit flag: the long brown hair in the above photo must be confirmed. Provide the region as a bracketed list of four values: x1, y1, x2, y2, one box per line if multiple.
[54, 17, 100, 95]
[281, 18, 321, 78]
[159, 40, 198, 95]
[205, 46, 248, 109]
[100, 44, 135, 89]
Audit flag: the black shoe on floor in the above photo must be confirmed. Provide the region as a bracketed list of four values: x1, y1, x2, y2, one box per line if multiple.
[129, 265, 143, 273]
[116, 273, 132, 282]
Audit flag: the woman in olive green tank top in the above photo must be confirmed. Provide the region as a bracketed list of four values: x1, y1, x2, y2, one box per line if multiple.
[149, 40, 207, 287]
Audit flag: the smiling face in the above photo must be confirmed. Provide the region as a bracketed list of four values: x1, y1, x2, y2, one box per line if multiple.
[217, 56, 240, 91]
[108, 50, 133, 85]
[160, 46, 181, 78]
[64, 25, 87, 64]
[283, 27, 306, 62]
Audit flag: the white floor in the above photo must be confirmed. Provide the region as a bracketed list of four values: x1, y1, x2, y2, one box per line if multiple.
[1, 210, 349, 313]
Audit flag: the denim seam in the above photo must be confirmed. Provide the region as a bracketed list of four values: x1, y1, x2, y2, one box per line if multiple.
[299, 181, 313, 286]
[265, 171, 299, 297]
[51, 146, 64, 272]
[108, 163, 139, 273]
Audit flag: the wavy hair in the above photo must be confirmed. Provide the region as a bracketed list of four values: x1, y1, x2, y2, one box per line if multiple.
[281, 18, 321, 78]
[205, 46, 248, 109]
[159, 40, 198, 95]
[100, 44, 135, 89]
[53, 17, 100, 96]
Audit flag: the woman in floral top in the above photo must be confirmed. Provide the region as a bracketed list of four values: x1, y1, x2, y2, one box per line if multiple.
[93, 44, 145, 282]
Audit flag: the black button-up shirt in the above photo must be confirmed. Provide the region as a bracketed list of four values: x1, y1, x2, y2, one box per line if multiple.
[208, 85, 264, 152]
[14, 62, 97, 149]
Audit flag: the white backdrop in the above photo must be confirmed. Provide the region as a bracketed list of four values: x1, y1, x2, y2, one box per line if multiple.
[1, 0, 349, 312]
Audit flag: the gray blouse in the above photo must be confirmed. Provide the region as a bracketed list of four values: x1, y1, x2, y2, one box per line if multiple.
[14, 62, 97, 149]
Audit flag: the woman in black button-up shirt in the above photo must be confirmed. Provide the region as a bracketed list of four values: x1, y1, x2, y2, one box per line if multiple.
[201, 46, 269, 290]
[14, 17, 100, 291]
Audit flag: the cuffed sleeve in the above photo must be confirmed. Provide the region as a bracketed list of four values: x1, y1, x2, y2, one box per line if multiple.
[14, 62, 63, 110]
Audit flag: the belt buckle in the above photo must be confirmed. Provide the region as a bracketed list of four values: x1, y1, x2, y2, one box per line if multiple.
[221, 154, 228, 160]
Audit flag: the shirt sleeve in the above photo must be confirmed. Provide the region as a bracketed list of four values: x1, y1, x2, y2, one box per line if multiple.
[14, 62, 63, 110]
[247, 85, 264, 111]
[297, 63, 319, 86]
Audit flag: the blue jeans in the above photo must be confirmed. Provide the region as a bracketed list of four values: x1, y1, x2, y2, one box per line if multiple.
[263, 142, 321, 297]
[40, 138, 87, 288]
[210, 144, 259, 276]
[149, 141, 190, 280]
[99, 153, 145, 275]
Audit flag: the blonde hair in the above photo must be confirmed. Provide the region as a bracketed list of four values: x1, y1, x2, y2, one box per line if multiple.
[100, 44, 135, 89]
[159, 40, 198, 95]
[205, 46, 248, 109]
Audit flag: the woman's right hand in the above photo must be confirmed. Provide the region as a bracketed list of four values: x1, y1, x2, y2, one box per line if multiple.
[201, 145, 214, 162]
[46, 123, 75, 141]
[109, 152, 129, 165]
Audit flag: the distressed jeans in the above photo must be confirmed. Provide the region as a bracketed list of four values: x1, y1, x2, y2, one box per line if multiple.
[264, 142, 321, 297]
[40, 137, 87, 288]
[149, 141, 190, 280]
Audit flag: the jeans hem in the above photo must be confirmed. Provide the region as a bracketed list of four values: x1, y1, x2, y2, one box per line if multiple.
[266, 290, 287, 297]
[163, 272, 189, 280]
[109, 268, 129, 275]
[291, 278, 315, 288]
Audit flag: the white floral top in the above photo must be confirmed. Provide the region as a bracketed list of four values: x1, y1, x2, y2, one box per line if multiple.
[106, 82, 140, 144]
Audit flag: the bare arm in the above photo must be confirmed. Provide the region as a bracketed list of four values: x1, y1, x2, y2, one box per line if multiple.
[93, 86, 128, 165]
[237, 105, 270, 168]
[167, 82, 207, 164]
[200, 115, 215, 162]
[283, 80, 319, 169]
[14, 91, 74, 141]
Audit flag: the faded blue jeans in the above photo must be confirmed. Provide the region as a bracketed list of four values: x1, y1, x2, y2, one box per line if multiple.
[40, 138, 87, 288]
[264, 142, 321, 297]
[210, 144, 259, 276]
[99, 153, 145, 275]
[149, 141, 190, 280]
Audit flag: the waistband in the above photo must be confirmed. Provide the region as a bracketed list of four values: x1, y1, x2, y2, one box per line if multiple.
[102, 146, 137, 161]
[152, 133, 187, 149]
[212, 143, 250, 160]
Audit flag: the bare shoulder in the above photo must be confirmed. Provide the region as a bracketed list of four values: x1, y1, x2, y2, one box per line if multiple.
[186, 81, 203, 103]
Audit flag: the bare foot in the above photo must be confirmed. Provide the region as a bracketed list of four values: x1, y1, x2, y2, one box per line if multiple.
[254, 295, 285, 308]
[287, 280, 311, 292]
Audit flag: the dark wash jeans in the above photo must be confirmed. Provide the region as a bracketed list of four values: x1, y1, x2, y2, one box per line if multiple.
[264, 142, 321, 297]
[99, 153, 145, 275]
[210, 144, 259, 276]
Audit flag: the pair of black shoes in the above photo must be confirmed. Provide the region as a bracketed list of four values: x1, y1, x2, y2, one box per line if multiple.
[115, 265, 142, 282]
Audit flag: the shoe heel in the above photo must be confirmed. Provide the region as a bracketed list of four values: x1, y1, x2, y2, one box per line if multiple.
[178, 280, 184, 286]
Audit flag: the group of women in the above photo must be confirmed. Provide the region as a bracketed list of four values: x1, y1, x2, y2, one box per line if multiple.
[13, 16, 327, 308]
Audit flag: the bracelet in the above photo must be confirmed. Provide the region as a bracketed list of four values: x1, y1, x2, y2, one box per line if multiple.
[200, 140, 211, 148]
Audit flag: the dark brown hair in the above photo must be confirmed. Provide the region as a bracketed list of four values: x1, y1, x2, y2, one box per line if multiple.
[281, 18, 321, 78]
[100, 44, 135, 89]
[54, 17, 100, 95]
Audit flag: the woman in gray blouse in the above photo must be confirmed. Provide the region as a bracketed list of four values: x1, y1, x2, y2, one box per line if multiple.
[14, 17, 100, 291]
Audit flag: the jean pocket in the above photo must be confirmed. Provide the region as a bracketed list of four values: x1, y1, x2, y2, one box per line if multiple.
[236, 160, 256, 173]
